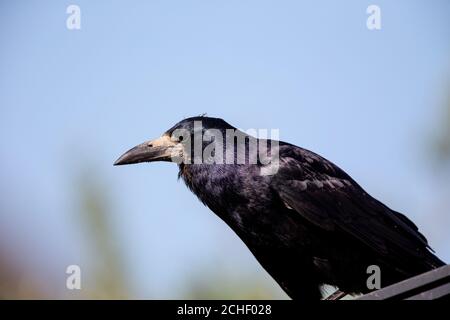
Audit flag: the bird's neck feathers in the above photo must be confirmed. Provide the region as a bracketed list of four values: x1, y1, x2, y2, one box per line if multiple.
[177, 163, 215, 191]
[177, 163, 233, 211]
[178, 163, 192, 184]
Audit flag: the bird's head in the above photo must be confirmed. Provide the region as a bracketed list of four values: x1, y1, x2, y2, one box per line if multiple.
[113, 116, 235, 166]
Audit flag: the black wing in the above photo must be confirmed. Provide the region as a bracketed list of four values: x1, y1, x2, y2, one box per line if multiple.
[270, 143, 443, 269]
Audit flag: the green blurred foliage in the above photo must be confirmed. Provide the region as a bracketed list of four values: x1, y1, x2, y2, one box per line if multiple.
[433, 91, 450, 168]
[74, 169, 129, 299]
[182, 268, 286, 299]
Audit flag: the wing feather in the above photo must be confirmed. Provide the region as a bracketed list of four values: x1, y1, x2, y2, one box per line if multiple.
[271, 144, 431, 262]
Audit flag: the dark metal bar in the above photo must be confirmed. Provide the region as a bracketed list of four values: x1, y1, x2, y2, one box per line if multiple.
[357, 264, 450, 300]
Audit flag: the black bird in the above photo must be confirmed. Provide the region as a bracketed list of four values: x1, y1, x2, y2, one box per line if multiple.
[114, 116, 445, 300]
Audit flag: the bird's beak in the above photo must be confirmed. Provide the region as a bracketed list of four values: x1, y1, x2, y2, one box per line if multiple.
[114, 135, 177, 166]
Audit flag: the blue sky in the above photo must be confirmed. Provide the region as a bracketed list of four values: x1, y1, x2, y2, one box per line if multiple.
[0, 1, 449, 298]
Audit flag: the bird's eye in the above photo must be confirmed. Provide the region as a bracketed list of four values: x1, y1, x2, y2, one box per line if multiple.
[178, 136, 184, 142]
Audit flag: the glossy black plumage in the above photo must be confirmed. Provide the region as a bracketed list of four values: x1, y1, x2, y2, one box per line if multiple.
[115, 116, 445, 300]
